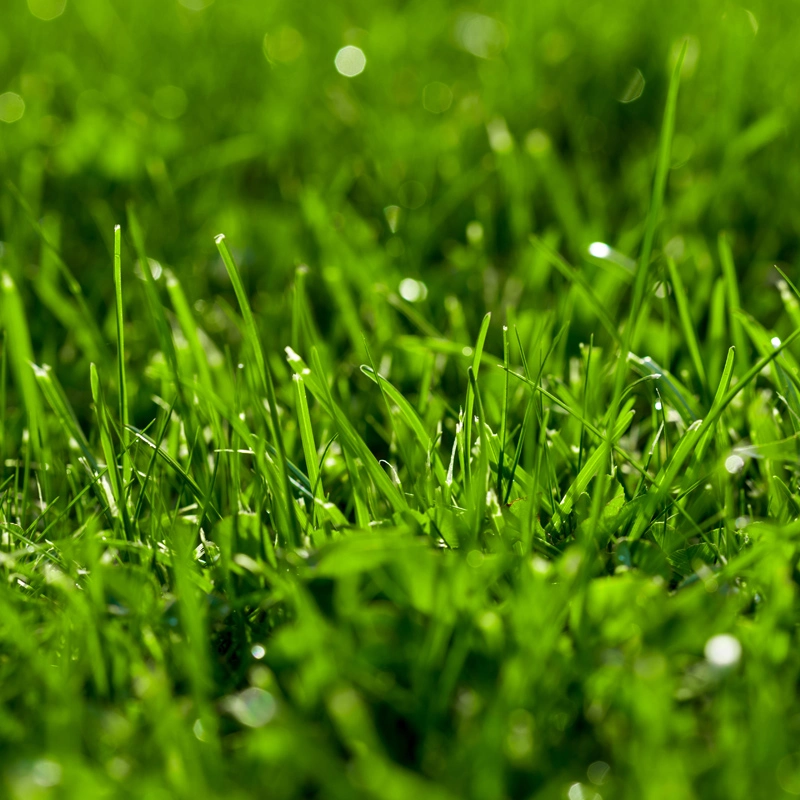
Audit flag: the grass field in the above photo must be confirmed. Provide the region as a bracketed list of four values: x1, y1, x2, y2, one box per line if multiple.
[3, 1, 800, 798]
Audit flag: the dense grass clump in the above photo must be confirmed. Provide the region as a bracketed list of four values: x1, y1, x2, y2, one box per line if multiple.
[4, 1, 800, 798]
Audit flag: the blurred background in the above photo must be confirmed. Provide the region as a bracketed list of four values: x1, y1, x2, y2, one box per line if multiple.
[0, 0, 796, 395]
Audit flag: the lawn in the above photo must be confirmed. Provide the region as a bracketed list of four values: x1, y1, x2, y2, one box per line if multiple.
[2, 1, 800, 798]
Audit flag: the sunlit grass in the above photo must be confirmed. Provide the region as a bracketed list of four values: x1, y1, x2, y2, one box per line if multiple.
[3, 1, 800, 798]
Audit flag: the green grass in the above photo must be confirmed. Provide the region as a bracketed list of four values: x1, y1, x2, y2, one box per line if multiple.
[4, 1, 800, 798]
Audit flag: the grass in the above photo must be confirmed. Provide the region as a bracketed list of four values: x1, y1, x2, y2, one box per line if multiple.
[4, 1, 800, 798]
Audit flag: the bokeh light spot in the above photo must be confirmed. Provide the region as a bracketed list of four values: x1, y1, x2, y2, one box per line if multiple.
[725, 454, 744, 474]
[178, 0, 214, 10]
[334, 46, 366, 77]
[777, 754, 800, 795]
[568, 782, 602, 800]
[423, 82, 452, 114]
[466, 221, 484, 246]
[27, 0, 66, 21]
[398, 181, 427, 209]
[705, 634, 742, 667]
[588, 242, 611, 259]
[619, 69, 645, 103]
[587, 761, 610, 785]
[525, 129, 551, 157]
[0, 93, 25, 123]
[224, 688, 276, 728]
[384, 205, 401, 234]
[455, 13, 508, 59]
[153, 85, 187, 120]
[251, 644, 266, 660]
[487, 117, 513, 153]
[399, 278, 427, 303]
[263, 27, 305, 64]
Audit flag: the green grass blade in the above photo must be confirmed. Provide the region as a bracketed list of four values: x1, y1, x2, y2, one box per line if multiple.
[287, 347, 407, 513]
[666, 256, 708, 397]
[90, 363, 127, 535]
[215, 233, 299, 546]
[1, 272, 48, 470]
[531, 237, 622, 345]
[114, 225, 131, 489]
[718, 232, 751, 376]
[631, 332, 800, 540]
[463, 312, 491, 489]
[629, 40, 687, 347]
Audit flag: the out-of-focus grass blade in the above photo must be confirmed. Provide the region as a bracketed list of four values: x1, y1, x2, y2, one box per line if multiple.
[395, 335, 500, 368]
[706, 278, 728, 388]
[531, 236, 622, 345]
[165, 269, 213, 386]
[1, 272, 48, 468]
[33, 363, 96, 470]
[718, 232, 750, 375]
[629, 40, 687, 348]
[666, 256, 708, 397]
[6, 181, 105, 360]
[114, 225, 131, 488]
[126, 204, 183, 390]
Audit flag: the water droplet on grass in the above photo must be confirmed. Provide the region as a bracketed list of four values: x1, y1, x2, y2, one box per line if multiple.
[588, 242, 611, 259]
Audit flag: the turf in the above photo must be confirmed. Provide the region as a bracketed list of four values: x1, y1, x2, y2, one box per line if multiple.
[2, 1, 800, 798]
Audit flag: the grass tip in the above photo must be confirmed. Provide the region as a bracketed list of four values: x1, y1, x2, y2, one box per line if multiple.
[285, 346, 302, 363]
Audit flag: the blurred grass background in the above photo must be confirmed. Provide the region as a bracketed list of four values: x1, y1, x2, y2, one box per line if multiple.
[3, 2, 800, 798]
[1, 0, 796, 365]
